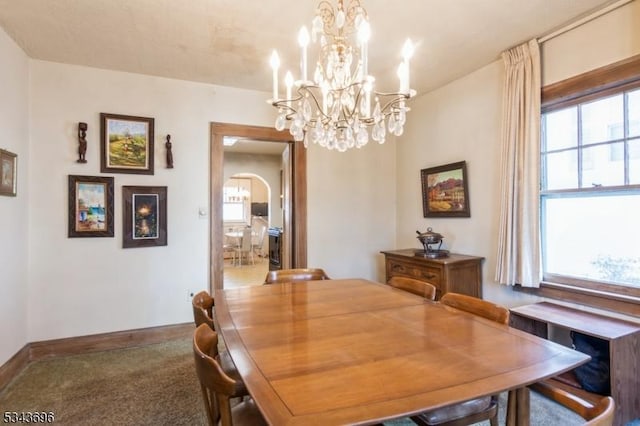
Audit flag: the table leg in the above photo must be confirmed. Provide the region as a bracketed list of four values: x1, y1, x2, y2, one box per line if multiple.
[506, 387, 530, 426]
[506, 390, 516, 426]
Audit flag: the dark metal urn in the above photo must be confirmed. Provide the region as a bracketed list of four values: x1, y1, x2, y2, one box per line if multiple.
[415, 228, 449, 258]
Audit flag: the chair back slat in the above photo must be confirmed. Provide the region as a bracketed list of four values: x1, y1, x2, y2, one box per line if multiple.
[388, 276, 437, 300]
[192, 290, 215, 330]
[529, 380, 615, 426]
[440, 292, 509, 325]
[264, 268, 330, 284]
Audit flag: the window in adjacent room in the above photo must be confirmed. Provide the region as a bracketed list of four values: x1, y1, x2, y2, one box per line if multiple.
[223, 177, 251, 223]
[541, 79, 640, 294]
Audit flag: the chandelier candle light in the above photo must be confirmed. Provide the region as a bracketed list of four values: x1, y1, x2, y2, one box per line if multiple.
[269, 0, 416, 151]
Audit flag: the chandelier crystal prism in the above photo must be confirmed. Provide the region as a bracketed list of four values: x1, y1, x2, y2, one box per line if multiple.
[268, 0, 416, 151]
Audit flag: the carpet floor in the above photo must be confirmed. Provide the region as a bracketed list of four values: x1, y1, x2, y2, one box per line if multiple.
[0, 337, 637, 425]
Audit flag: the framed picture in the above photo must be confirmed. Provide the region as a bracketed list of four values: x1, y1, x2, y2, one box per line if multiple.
[68, 175, 114, 237]
[101, 113, 154, 175]
[122, 186, 167, 248]
[421, 161, 470, 217]
[0, 149, 17, 196]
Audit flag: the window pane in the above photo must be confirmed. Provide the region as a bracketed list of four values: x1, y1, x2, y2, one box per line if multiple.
[581, 94, 623, 144]
[543, 195, 640, 287]
[223, 203, 245, 221]
[629, 89, 640, 138]
[581, 143, 624, 187]
[543, 107, 577, 151]
[631, 138, 640, 184]
[545, 150, 578, 190]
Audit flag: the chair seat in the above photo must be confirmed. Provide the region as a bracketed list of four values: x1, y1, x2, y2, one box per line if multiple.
[230, 398, 267, 426]
[413, 396, 492, 425]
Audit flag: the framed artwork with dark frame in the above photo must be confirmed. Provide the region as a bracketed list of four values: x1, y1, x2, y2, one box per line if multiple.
[122, 186, 167, 248]
[421, 161, 470, 218]
[0, 149, 17, 196]
[68, 175, 114, 237]
[100, 113, 155, 175]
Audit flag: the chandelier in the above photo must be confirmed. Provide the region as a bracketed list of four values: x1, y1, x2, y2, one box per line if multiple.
[268, 0, 416, 151]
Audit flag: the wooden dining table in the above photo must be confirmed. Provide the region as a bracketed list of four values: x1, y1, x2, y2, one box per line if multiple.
[214, 278, 590, 426]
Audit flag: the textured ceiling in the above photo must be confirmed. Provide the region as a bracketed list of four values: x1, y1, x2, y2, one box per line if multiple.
[0, 0, 617, 96]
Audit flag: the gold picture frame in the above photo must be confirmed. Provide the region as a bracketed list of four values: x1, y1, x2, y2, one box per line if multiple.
[100, 113, 154, 175]
[0, 149, 17, 197]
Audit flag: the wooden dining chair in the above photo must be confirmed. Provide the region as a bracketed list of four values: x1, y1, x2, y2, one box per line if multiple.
[193, 324, 266, 426]
[192, 290, 215, 330]
[263, 268, 331, 284]
[529, 380, 615, 426]
[439, 292, 510, 325]
[410, 292, 509, 426]
[192, 291, 247, 390]
[387, 276, 437, 300]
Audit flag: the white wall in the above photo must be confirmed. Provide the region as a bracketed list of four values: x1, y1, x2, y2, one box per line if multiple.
[0, 27, 29, 365]
[398, 1, 640, 308]
[307, 141, 397, 281]
[26, 61, 279, 342]
[542, 0, 640, 85]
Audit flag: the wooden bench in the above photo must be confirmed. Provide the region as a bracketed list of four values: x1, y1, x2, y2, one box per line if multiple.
[509, 302, 640, 426]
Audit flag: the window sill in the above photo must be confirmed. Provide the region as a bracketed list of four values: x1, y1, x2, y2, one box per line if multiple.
[514, 281, 640, 318]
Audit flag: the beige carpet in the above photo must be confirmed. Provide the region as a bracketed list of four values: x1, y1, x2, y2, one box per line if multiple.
[0, 337, 598, 425]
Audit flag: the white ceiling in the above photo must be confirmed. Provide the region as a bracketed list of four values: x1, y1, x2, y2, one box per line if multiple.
[0, 0, 617, 97]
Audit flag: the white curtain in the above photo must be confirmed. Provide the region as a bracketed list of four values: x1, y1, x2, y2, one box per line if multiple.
[495, 39, 542, 287]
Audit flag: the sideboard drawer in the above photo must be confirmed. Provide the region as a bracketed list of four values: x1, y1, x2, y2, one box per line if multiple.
[382, 249, 484, 299]
[388, 259, 441, 286]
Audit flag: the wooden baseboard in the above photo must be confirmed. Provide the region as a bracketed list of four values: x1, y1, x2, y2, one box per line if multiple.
[0, 322, 193, 392]
[0, 344, 30, 391]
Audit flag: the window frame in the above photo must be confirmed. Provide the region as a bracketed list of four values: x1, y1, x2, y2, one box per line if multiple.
[519, 54, 640, 317]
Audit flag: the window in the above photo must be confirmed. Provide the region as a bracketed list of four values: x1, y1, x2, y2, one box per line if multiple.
[541, 81, 640, 294]
[223, 177, 251, 223]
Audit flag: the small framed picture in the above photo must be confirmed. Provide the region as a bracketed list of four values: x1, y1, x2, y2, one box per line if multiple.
[0, 149, 17, 196]
[68, 175, 114, 237]
[101, 113, 155, 175]
[421, 161, 470, 217]
[122, 186, 167, 248]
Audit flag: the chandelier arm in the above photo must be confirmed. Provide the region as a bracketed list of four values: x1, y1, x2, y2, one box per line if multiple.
[374, 93, 411, 115]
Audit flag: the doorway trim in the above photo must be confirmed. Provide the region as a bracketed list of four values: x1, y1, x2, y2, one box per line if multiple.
[210, 122, 307, 291]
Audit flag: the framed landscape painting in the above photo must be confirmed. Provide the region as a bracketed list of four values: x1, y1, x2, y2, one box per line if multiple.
[68, 175, 114, 237]
[122, 186, 167, 248]
[100, 113, 154, 175]
[421, 161, 470, 218]
[0, 149, 17, 196]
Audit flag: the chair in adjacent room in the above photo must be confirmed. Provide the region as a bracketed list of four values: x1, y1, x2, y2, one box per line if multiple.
[193, 324, 266, 426]
[234, 227, 255, 266]
[410, 292, 509, 426]
[387, 276, 437, 300]
[528, 380, 615, 426]
[263, 268, 331, 284]
[250, 216, 268, 258]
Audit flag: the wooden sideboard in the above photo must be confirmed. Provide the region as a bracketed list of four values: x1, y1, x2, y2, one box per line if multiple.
[509, 302, 640, 426]
[381, 249, 483, 299]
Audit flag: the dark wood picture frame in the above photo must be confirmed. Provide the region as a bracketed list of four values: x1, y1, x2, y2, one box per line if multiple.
[100, 113, 154, 175]
[421, 161, 470, 217]
[68, 175, 114, 237]
[0, 148, 17, 196]
[122, 186, 167, 248]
